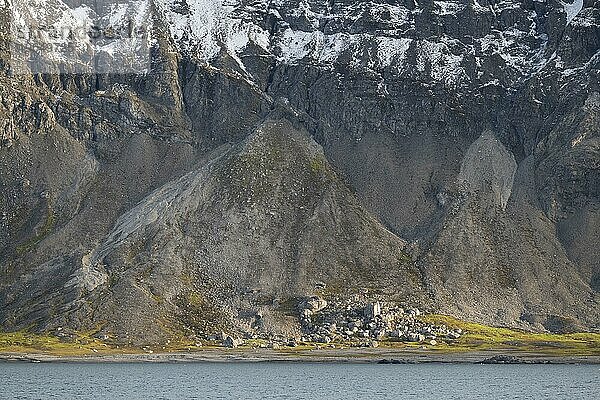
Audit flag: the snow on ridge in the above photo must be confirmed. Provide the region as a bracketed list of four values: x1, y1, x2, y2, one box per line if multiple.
[277, 29, 412, 70]
[11, 0, 96, 62]
[376, 37, 412, 68]
[287, 0, 322, 30]
[416, 39, 466, 86]
[278, 28, 468, 86]
[155, 0, 227, 60]
[96, 0, 152, 62]
[153, 0, 552, 87]
[9, 0, 153, 73]
[561, 0, 584, 24]
[152, 0, 469, 86]
[434, 1, 466, 16]
[155, 0, 271, 73]
[278, 29, 322, 64]
[471, 0, 489, 13]
[478, 22, 550, 78]
[384, 4, 413, 25]
[154, 0, 417, 64]
[570, 8, 595, 27]
[277, 29, 355, 65]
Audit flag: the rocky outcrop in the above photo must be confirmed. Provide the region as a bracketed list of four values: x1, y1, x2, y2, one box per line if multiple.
[297, 299, 462, 345]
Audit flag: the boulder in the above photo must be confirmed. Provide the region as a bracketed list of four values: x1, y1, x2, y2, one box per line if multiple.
[389, 330, 401, 338]
[302, 296, 328, 312]
[408, 308, 421, 316]
[348, 320, 362, 330]
[364, 302, 382, 319]
[317, 336, 332, 344]
[223, 336, 242, 348]
[406, 333, 425, 342]
[447, 331, 462, 340]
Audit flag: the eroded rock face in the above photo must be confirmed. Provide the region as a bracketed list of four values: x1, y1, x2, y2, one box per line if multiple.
[0, 0, 598, 342]
[458, 131, 517, 210]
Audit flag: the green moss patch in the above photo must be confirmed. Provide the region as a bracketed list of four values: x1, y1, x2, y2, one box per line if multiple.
[418, 314, 600, 355]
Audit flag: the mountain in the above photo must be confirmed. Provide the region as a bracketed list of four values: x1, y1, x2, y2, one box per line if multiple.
[0, 0, 598, 343]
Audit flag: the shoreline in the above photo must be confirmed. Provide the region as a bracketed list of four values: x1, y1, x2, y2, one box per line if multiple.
[2, 348, 599, 365]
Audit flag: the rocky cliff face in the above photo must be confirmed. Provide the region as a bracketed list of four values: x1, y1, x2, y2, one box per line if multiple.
[0, 0, 598, 342]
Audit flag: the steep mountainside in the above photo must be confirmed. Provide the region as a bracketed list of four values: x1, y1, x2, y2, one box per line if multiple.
[0, 0, 598, 342]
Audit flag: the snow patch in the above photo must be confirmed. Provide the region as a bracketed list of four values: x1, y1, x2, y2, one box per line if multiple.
[155, 0, 270, 73]
[277, 29, 412, 70]
[376, 37, 412, 68]
[277, 29, 353, 65]
[561, 0, 583, 24]
[416, 39, 466, 86]
[278, 29, 323, 64]
[471, 0, 489, 13]
[434, 1, 466, 16]
[10, 0, 152, 74]
[478, 26, 549, 77]
[156, 0, 226, 59]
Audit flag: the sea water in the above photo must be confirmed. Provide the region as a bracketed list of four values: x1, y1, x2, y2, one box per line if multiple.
[1, 362, 598, 399]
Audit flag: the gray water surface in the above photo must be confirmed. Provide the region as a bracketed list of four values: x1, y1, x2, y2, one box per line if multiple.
[1, 362, 598, 399]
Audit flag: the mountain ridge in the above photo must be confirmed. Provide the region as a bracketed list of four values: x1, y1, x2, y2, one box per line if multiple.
[0, 0, 598, 342]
